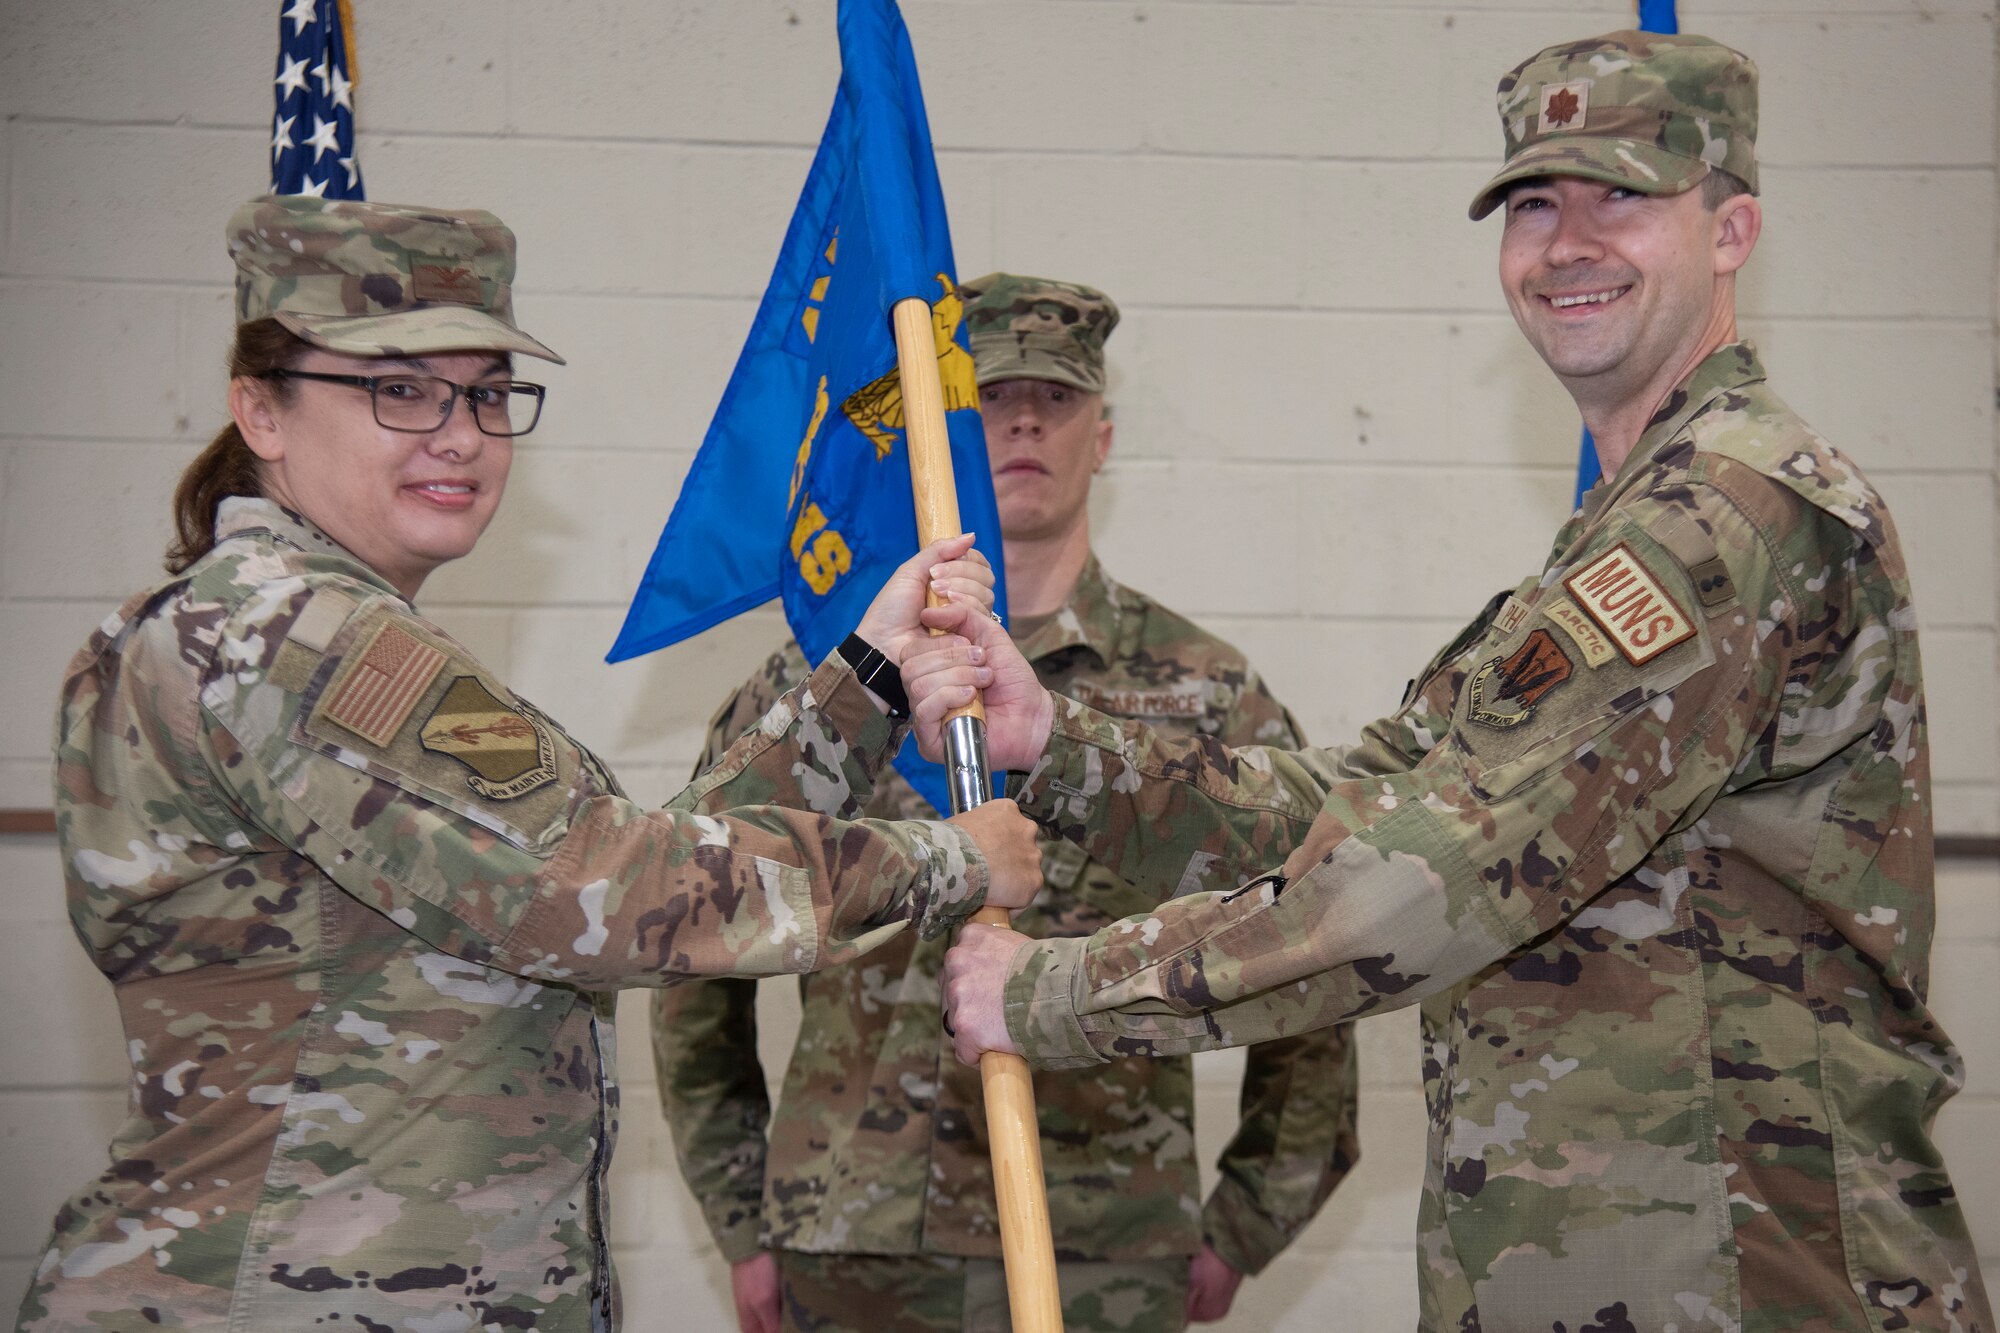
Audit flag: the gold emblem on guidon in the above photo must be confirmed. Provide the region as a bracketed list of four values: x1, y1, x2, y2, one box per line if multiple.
[840, 273, 978, 459]
[420, 676, 557, 800]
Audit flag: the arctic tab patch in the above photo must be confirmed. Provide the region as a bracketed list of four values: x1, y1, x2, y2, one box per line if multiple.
[1542, 596, 1616, 669]
[1467, 629, 1574, 729]
[323, 622, 447, 747]
[1563, 543, 1695, 666]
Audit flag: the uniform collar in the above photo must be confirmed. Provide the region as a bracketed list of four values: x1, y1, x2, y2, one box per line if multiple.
[213, 496, 399, 594]
[1012, 552, 1124, 669]
[1576, 341, 1767, 525]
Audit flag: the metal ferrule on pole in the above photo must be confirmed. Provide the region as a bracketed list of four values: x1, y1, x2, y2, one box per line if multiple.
[943, 714, 993, 814]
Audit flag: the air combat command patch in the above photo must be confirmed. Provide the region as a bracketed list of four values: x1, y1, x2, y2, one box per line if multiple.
[420, 676, 558, 800]
[1468, 627, 1574, 728]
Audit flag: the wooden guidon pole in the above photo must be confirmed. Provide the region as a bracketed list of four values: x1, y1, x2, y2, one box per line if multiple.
[891, 295, 1062, 1333]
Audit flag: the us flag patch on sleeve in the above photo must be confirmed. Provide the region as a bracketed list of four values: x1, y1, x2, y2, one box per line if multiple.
[323, 622, 448, 747]
[1562, 543, 1695, 666]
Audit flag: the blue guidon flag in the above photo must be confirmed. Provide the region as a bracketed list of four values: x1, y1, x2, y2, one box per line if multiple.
[270, 0, 363, 199]
[610, 0, 1005, 817]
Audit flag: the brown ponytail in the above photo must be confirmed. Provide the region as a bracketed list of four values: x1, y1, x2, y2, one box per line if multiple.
[165, 320, 313, 572]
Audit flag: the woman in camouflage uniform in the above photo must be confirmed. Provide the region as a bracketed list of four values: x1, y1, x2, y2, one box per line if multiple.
[17, 196, 1041, 1333]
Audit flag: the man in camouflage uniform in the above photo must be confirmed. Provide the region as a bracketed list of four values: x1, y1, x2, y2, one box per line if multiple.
[653, 275, 1359, 1333]
[931, 35, 1997, 1333]
[20, 196, 1041, 1333]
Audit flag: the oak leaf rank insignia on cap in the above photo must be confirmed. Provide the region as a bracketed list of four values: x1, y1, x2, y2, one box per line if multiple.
[1540, 81, 1589, 131]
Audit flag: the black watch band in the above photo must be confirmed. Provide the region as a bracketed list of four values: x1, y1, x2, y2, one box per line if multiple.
[837, 632, 910, 720]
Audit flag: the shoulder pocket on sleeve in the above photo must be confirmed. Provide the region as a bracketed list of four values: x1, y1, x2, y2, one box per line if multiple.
[291, 602, 581, 854]
[1452, 523, 1715, 800]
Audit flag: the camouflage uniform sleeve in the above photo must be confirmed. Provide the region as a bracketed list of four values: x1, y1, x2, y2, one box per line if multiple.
[1007, 489, 1787, 1067]
[1198, 675, 1362, 1276]
[203, 590, 988, 990]
[651, 646, 804, 1262]
[1019, 716, 1341, 901]
[653, 955, 769, 1262]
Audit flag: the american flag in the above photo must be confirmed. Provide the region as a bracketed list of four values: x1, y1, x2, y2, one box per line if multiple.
[270, 0, 364, 199]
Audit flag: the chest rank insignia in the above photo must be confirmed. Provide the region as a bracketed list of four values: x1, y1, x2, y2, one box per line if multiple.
[420, 676, 558, 800]
[1562, 542, 1695, 665]
[1468, 628, 1574, 729]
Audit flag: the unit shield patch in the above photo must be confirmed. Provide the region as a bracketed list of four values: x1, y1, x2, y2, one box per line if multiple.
[420, 675, 557, 800]
[1562, 542, 1695, 665]
[1468, 628, 1574, 729]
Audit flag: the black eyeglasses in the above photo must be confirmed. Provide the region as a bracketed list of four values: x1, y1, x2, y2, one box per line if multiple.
[265, 369, 547, 438]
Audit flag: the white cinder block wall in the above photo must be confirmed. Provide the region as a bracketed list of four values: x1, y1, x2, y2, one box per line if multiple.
[2, 2, 1995, 1327]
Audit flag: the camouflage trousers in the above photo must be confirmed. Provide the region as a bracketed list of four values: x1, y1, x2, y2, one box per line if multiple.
[777, 1252, 1189, 1333]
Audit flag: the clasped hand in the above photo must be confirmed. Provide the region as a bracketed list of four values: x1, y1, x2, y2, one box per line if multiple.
[851, 533, 996, 667]
[851, 536, 1039, 912]
[850, 533, 1056, 771]
[849, 539, 1058, 1061]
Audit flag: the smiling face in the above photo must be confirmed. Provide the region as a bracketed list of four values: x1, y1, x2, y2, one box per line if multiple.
[980, 377, 1113, 544]
[231, 348, 514, 598]
[1499, 175, 1750, 413]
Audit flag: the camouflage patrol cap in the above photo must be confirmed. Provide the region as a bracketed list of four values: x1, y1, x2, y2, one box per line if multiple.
[959, 273, 1119, 394]
[1468, 31, 1758, 221]
[226, 195, 563, 363]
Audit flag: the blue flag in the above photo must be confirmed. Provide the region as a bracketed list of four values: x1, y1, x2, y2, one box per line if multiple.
[1572, 428, 1600, 508]
[609, 0, 1006, 817]
[270, 0, 364, 199]
[1572, 0, 1677, 508]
